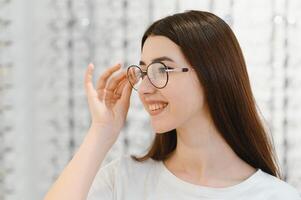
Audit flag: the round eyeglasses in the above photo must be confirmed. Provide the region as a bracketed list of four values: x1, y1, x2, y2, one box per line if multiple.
[126, 61, 191, 91]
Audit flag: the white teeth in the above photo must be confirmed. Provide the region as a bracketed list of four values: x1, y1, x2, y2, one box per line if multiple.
[148, 103, 168, 111]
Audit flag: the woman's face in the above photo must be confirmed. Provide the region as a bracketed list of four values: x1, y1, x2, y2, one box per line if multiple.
[138, 35, 206, 133]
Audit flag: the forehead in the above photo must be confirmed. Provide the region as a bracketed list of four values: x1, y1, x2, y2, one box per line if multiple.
[141, 35, 186, 64]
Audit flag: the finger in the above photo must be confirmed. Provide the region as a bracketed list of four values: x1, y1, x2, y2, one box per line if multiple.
[110, 81, 133, 112]
[96, 63, 121, 101]
[118, 81, 133, 112]
[104, 74, 127, 108]
[104, 72, 127, 101]
[115, 78, 127, 95]
[122, 81, 133, 101]
[111, 78, 127, 100]
[96, 63, 121, 91]
[84, 63, 98, 97]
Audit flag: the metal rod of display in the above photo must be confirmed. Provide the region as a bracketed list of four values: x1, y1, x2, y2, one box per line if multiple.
[122, 0, 129, 153]
[0, 0, 13, 198]
[269, 0, 276, 139]
[175, 0, 180, 12]
[87, 0, 95, 66]
[228, 0, 234, 27]
[66, 0, 76, 160]
[282, 0, 290, 181]
[148, 0, 154, 25]
[208, 0, 215, 12]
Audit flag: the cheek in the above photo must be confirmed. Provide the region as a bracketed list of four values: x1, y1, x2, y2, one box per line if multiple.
[170, 81, 205, 119]
[151, 85, 203, 133]
[171, 90, 200, 116]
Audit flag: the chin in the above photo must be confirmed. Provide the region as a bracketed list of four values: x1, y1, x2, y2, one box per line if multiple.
[154, 129, 168, 134]
[152, 123, 175, 134]
[150, 112, 178, 134]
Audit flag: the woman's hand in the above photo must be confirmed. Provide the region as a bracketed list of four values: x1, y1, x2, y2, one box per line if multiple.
[84, 62, 133, 142]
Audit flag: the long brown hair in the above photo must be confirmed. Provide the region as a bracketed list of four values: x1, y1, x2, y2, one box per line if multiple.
[131, 10, 281, 178]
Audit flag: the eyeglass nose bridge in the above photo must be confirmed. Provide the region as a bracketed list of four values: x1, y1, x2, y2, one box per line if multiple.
[139, 68, 156, 89]
[140, 69, 148, 80]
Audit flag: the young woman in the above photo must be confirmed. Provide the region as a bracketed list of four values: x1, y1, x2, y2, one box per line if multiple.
[44, 10, 300, 200]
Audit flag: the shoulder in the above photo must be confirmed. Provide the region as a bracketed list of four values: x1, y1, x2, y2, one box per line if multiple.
[119, 154, 159, 175]
[88, 155, 160, 199]
[103, 154, 158, 168]
[101, 154, 160, 178]
[256, 169, 300, 199]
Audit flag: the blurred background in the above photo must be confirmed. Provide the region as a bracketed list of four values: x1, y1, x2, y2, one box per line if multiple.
[0, 0, 300, 199]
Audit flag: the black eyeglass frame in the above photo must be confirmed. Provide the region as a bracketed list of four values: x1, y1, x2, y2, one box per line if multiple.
[126, 61, 191, 91]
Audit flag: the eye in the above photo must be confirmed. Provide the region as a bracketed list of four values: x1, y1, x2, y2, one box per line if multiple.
[158, 67, 166, 73]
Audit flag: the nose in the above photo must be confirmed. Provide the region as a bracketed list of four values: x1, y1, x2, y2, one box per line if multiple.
[138, 74, 156, 94]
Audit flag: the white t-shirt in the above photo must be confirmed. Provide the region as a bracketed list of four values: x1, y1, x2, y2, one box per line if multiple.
[87, 155, 301, 200]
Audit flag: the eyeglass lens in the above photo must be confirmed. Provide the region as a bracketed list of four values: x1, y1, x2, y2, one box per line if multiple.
[127, 63, 168, 90]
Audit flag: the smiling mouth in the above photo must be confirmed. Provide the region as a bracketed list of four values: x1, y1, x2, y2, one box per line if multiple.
[148, 103, 168, 116]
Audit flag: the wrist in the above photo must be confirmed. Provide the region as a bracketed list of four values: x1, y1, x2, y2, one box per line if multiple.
[88, 123, 119, 143]
[90, 122, 117, 133]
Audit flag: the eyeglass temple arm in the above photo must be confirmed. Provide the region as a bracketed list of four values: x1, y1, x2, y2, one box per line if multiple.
[165, 68, 189, 72]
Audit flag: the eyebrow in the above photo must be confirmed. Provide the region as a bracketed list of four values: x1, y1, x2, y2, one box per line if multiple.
[139, 56, 175, 66]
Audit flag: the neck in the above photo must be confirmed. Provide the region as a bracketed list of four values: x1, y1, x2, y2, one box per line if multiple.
[164, 110, 255, 186]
